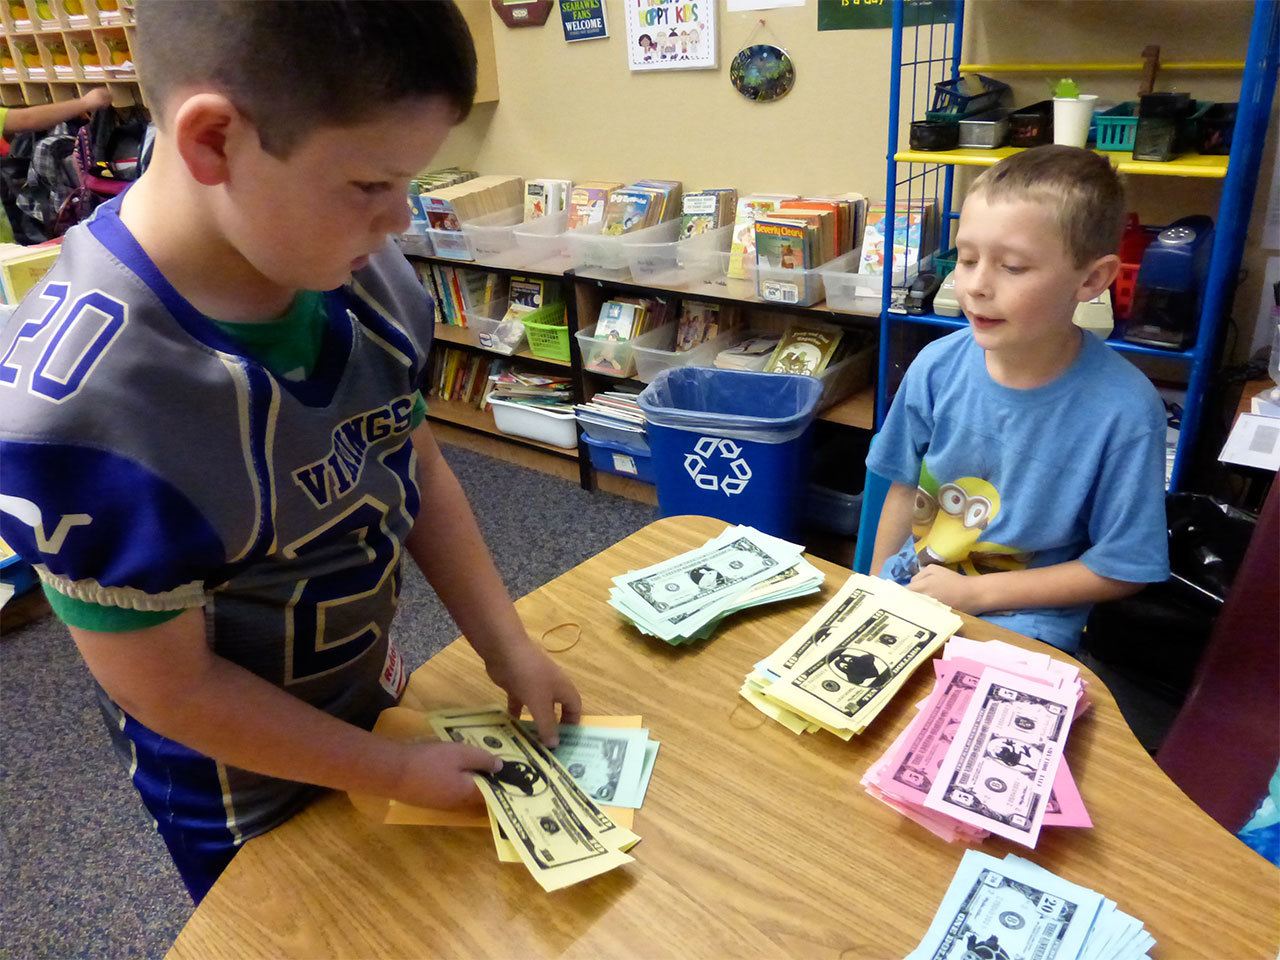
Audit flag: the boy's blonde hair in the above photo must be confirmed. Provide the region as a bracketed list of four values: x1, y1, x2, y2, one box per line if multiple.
[968, 145, 1126, 267]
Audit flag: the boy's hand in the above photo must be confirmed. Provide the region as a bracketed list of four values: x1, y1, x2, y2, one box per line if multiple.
[82, 87, 113, 111]
[393, 741, 503, 810]
[486, 641, 582, 747]
[907, 564, 987, 614]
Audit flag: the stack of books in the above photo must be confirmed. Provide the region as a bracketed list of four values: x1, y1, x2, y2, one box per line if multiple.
[417, 264, 504, 327]
[575, 391, 647, 448]
[601, 180, 683, 236]
[567, 181, 625, 230]
[586, 297, 675, 376]
[416, 175, 525, 260]
[727, 194, 798, 279]
[675, 300, 739, 352]
[523, 179, 572, 220]
[753, 195, 868, 303]
[427, 348, 495, 409]
[679, 188, 738, 240]
[485, 367, 575, 411]
[714, 333, 783, 371]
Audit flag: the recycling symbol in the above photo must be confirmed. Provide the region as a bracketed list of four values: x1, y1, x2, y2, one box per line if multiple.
[684, 436, 752, 497]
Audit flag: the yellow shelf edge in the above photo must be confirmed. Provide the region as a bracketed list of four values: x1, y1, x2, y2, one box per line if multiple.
[895, 147, 1228, 180]
[959, 61, 1244, 73]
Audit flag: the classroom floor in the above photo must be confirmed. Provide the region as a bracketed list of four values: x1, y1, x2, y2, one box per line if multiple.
[0, 441, 1180, 959]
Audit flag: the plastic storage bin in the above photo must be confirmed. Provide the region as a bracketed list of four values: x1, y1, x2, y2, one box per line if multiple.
[423, 206, 522, 262]
[958, 108, 1010, 148]
[638, 367, 825, 539]
[576, 412, 649, 452]
[804, 484, 863, 537]
[756, 257, 833, 307]
[520, 301, 571, 362]
[465, 299, 527, 356]
[927, 74, 1010, 121]
[1095, 101, 1139, 151]
[577, 322, 671, 378]
[511, 211, 572, 269]
[488, 397, 578, 449]
[815, 341, 875, 412]
[397, 221, 434, 258]
[623, 224, 732, 287]
[817, 250, 916, 314]
[582, 434, 655, 484]
[632, 322, 738, 383]
[567, 219, 681, 276]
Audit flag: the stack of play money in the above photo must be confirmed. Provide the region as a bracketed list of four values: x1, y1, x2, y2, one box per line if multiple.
[861, 636, 1090, 848]
[909, 850, 1155, 959]
[426, 707, 646, 892]
[740, 573, 963, 738]
[608, 525, 824, 645]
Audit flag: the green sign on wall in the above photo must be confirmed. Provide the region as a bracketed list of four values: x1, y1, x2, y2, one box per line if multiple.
[817, 0, 956, 32]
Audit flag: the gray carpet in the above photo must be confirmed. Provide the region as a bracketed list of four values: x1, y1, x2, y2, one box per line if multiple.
[0, 443, 657, 960]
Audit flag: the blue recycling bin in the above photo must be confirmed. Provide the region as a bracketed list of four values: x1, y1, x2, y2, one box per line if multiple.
[638, 368, 825, 539]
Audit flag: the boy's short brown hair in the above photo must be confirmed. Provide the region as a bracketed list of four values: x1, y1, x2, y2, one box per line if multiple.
[134, 0, 477, 157]
[968, 145, 1126, 267]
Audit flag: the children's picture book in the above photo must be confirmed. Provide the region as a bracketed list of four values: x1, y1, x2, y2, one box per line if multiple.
[680, 188, 737, 240]
[764, 323, 844, 377]
[623, 0, 717, 71]
[675, 300, 737, 351]
[860, 199, 938, 280]
[524, 178, 571, 220]
[727, 194, 796, 279]
[567, 181, 624, 230]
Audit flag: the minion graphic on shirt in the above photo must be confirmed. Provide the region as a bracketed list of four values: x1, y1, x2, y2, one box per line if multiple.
[902, 461, 1031, 578]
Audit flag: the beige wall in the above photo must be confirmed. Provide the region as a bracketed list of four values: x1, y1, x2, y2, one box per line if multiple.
[439, 0, 1276, 360]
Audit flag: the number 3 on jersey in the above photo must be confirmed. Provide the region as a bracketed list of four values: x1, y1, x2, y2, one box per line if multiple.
[282, 495, 400, 685]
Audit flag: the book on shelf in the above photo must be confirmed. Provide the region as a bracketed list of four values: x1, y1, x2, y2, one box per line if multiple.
[679, 188, 737, 240]
[675, 300, 739, 352]
[567, 180, 624, 230]
[427, 347, 495, 409]
[714, 334, 783, 371]
[417, 175, 525, 260]
[764, 322, 844, 377]
[859, 198, 939, 280]
[601, 180, 682, 236]
[727, 193, 797, 280]
[501, 276, 561, 323]
[524, 178, 572, 221]
[418, 263, 505, 327]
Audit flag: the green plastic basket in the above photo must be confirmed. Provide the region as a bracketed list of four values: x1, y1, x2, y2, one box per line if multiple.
[521, 301, 570, 362]
[1095, 102, 1139, 151]
[934, 246, 958, 279]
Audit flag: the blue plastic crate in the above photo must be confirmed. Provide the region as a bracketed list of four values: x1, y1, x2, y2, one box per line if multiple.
[582, 434, 655, 484]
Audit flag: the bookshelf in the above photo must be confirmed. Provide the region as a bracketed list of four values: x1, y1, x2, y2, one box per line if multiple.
[0, 0, 139, 107]
[407, 250, 885, 493]
[878, 0, 1280, 492]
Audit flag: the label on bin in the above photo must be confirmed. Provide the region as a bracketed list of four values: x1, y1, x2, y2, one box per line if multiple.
[611, 453, 638, 475]
[684, 436, 752, 496]
[761, 280, 800, 304]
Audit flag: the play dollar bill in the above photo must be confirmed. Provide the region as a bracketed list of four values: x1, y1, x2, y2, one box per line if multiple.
[761, 574, 881, 674]
[764, 608, 949, 734]
[924, 669, 1077, 847]
[427, 709, 636, 891]
[906, 850, 1102, 960]
[527, 723, 650, 806]
[612, 529, 799, 638]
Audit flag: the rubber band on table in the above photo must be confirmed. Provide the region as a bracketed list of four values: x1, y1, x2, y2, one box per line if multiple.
[539, 622, 582, 653]
[729, 700, 767, 730]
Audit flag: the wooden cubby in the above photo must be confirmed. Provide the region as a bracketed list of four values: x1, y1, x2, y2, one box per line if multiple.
[0, 0, 137, 107]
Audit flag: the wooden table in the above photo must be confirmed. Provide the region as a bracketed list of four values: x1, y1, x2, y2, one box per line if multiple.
[167, 517, 1280, 960]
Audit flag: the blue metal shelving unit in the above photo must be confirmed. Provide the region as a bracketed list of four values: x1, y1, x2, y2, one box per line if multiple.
[875, 0, 1280, 491]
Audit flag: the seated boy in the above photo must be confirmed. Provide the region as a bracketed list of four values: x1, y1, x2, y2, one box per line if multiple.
[867, 145, 1169, 651]
[0, 1, 579, 902]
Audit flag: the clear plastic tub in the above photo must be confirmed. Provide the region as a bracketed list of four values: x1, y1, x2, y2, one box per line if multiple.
[511, 211, 572, 270]
[816, 341, 875, 411]
[567, 219, 681, 277]
[632, 322, 739, 383]
[396, 221, 434, 258]
[755, 259, 829, 307]
[576, 322, 672, 379]
[422, 205, 523, 262]
[622, 224, 733, 288]
[488, 398, 578, 449]
[575, 412, 649, 452]
[682, 251, 759, 301]
[465, 299, 528, 356]
[818, 251, 918, 314]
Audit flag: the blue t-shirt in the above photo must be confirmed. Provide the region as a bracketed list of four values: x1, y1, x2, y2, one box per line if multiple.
[866, 328, 1169, 651]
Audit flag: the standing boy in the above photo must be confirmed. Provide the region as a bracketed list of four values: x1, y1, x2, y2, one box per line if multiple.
[0, 1, 579, 902]
[867, 146, 1169, 651]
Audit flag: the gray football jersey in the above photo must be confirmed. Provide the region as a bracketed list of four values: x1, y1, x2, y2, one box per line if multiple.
[0, 197, 434, 842]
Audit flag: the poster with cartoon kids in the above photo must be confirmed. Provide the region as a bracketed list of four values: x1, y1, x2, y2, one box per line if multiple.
[624, 0, 717, 71]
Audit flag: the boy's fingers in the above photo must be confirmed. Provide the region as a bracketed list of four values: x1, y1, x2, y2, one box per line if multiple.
[531, 700, 560, 747]
[506, 693, 522, 718]
[458, 745, 503, 774]
[558, 685, 583, 726]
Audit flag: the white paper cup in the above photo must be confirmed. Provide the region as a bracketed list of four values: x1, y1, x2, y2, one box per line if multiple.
[1053, 95, 1098, 148]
